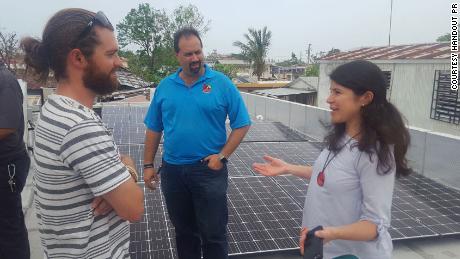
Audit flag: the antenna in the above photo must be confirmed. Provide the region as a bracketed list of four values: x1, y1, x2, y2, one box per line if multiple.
[388, 0, 394, 46]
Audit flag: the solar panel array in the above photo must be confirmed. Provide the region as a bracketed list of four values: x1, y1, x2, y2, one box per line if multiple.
[103, 105, 149, 145]
[226, 121, 315, 142]
[100, 104, 460, 258]
[391, 174, 460, 239]
[227, 177, 303, 255]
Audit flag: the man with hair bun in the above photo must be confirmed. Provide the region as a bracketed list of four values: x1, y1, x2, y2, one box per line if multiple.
[21, 8, 144, 258]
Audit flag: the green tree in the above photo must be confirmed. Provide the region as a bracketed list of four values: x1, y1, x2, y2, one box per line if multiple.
[437, 33, 451, 42]
[117, 3, 210, 83]
[304, 64, 319, 77]
[233, 26, 272, 80]
[117, 3, 169, 68]
[213, 64, 238, 79]
[170, 4, 210, 36]
[276, 52, 305, 66]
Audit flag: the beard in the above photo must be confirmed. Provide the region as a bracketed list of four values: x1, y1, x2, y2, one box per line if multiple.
[83, 61, 119, 95]
[189, 61, 202, 74]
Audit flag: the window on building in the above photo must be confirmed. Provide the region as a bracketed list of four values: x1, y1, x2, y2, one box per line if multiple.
[382, 71, 391, 89]
[430, 70, 460, 124]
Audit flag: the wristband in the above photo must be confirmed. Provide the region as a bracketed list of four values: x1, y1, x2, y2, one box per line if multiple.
[125, 165, 138, 183]
[143, 163, 154, 169]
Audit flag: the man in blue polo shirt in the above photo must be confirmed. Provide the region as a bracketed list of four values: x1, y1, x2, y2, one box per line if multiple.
[143, 27, 250, 259]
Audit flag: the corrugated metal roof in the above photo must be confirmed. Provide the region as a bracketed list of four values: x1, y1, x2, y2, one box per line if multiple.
[321, 43, 452, 61]
[254, 87, 315, 96]
[286, 77, 318, 91]
[116, 68, 151, 89]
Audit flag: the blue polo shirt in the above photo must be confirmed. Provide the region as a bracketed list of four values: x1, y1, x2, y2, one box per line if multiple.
[144, 65, 251, 165]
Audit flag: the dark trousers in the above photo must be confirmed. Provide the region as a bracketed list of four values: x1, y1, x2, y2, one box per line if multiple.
[0, 151, 31, 259]
[161, 160, 229, 259]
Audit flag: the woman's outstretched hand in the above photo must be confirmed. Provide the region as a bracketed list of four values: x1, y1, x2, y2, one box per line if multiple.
[252, 155, 289, 176]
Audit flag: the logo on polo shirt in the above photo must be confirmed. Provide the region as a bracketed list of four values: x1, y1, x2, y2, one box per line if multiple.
[202, 83, 212, 93]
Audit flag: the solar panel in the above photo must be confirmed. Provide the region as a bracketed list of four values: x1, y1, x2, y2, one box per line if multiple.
[271, 175, 309, 207]
[144, 184, 177, 259]
[129, 183, 152, 259]
[133, 177, 305, 258]
[116, 142, 257, 179]
[389, 204, 438, 240]
[227, 177, 303, 255]
[235, 142, 321, 168]
[227, 121, 314, 142]
[117, 144, 163, 182]
[101, 105, 460, 258]
[270, 174, 446, 241]
[227, 155, 256, 177]
[129, 106, 149, 124]
[101, 104, 129, 115]
[102, 105, 164, 145]
[393, 174, 460, 237]
[102, 109, 144, 145]
[129, 183, 177, 259]
[108, 124, 146, 145]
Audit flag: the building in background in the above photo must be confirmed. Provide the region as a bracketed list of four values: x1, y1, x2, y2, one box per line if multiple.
[253, 77, 318, 106]
[317, 42, 459, 136]
[270, 65, 307, 81]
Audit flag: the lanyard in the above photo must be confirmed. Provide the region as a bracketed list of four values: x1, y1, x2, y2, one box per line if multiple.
[317, 133, 360, 187]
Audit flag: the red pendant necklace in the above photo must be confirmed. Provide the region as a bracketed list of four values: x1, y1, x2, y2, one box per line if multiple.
[317, 133, 360, 187]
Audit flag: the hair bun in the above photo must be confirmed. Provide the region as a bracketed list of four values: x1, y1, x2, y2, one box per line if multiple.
[21, 37, 50, 82]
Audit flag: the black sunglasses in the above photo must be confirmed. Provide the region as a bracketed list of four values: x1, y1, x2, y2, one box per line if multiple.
[76, 11, 112, 42]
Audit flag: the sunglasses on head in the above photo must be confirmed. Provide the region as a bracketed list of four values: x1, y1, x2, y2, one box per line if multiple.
[76, 11, 112, 42]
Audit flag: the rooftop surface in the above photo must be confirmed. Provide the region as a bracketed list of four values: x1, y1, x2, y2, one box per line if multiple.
[24, 100, 460, 258]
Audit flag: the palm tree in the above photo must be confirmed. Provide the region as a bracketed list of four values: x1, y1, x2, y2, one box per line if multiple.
[233, 26, 272, 81]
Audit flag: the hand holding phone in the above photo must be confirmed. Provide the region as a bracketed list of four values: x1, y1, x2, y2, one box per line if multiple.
[303, 225, 323, 259]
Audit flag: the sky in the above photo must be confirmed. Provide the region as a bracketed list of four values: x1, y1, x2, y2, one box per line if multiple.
[0, 0, 452, 62]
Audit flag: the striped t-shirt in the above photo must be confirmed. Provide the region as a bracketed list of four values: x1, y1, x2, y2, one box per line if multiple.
[34, 95, 131, 259]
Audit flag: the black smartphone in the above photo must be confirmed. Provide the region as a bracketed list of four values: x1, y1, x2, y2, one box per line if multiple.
[303, 225, 323, 259]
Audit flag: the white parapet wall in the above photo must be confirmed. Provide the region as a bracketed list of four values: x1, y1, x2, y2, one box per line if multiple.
[243, 92, 331, 141]
[241, 92, 460, 189]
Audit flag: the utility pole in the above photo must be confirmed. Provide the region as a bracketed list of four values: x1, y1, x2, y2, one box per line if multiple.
[388, 0, 394, 46]
[306, 43, 311, 65]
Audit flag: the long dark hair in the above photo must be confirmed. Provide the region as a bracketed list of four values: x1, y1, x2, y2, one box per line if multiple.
[325, 60, 412, 177]
[20, 8, 113, 82]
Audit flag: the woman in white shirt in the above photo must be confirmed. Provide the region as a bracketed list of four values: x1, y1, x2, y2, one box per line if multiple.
[253, 60, 412, 259]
